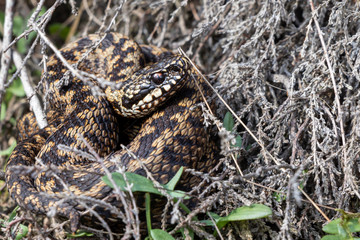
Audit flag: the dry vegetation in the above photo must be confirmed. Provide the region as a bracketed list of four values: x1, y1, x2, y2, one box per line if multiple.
[1, 0, 360, 239]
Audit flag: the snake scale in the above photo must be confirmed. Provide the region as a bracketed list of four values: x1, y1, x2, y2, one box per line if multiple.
[5, 32, 217, 233]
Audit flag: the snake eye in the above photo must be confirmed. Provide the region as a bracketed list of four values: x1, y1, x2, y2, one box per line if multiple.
[151, 72, 165, 85]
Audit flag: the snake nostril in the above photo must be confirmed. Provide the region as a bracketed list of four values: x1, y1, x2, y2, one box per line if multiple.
[169, 64, 182, 73]
[151, 72, 165, 85]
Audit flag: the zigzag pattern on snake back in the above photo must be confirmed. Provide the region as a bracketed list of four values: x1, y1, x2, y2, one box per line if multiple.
[5, 32, 218, 232]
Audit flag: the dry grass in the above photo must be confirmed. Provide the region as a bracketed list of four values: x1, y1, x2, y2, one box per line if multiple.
[1, 0, 360, 239]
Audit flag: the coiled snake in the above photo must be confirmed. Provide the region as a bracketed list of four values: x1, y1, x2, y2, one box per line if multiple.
[5, 32, 217, 232]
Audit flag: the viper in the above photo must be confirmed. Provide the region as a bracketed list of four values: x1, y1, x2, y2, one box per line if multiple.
[5, 32, 217, 233]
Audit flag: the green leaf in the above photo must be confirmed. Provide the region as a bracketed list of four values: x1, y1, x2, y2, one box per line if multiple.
[0, 141, 17, 157]
[200, 212, 221, 226]
[209, 212, 221, 221]
[8, 206, 19, 222]
[168, 190, 188, 199]
[48, 23, 70, 41]
[17, 38, 27, 54]
[67, 230, 94, 238]
[164, 167, 183, 191]
[217, 204, 272, 229]
[219, 204, 272, 222]
[16, 31, 37, 54]
[7, 207, 28, 239]
[0, 11, 4, 25]
[12, 15, 30, 54]
[179, 227, 194, 240]
[150, 229, 175, 240]
[323, 219, 347, 234]
[0, 102, 6, 121]
[37, 7, 47, 17]
[15, 224, 28, 240]
[321, 236, 360, 240]
[12, 16, 24, 36]
[103, 172, 162, 195]
[7, 78, 25, 97]
[8, 65, 17, 74]
[323, 218, 360, 235]
[102, 170, 189, 199]
[346, 218, 360, 233]
[10, 117, 17, 126]
[202, 205, 272, 231]
[145, 193, 152, 237]
[234, 135, 242, 148]
[10, 8, 45, 53]
[321, 236, 344, 240]
[223, 111, 234, 131]
[273, 192, 286, 202]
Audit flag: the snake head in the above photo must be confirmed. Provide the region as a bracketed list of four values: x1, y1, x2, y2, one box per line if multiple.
[108, 55, 191, 118]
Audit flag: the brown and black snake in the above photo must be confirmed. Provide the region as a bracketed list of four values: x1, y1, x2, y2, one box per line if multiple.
[5, 32, 218, 233]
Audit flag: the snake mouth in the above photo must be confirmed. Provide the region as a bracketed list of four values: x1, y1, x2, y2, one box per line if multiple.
[118, 56, 190, 118]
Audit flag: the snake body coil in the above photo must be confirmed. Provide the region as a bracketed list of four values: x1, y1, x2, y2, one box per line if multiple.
[6, 33, 217, 232]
